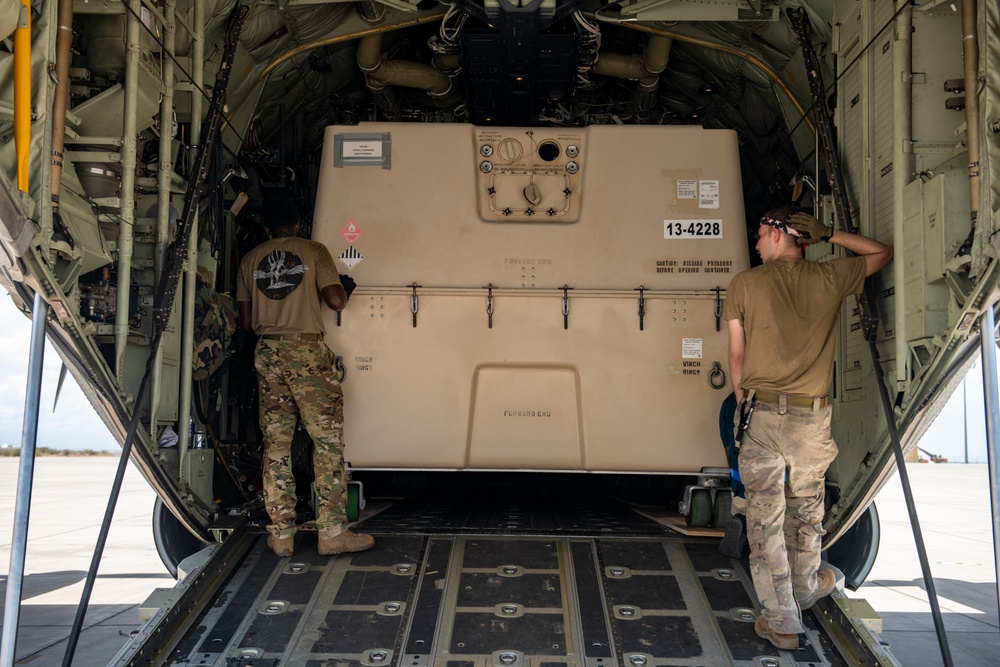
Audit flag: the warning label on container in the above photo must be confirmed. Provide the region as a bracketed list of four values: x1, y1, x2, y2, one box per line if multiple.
[338, 247, 363, 271]
[682, 338, 703, 359]
[342, 141, 383, 159]
[699, 180, 719, 209]
[340, 220, 364, 244]
[677, 179, 697, 200]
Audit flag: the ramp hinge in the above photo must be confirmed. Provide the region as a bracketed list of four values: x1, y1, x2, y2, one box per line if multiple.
[561, 285, 572, 330]
[486, 283, 495, 328]
[636, 285, 645, 331]
[410, 282, 421, 328]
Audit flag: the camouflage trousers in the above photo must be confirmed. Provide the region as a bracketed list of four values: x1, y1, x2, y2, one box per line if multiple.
[739, 400, 838, 634]
[255, 338, 347, 537]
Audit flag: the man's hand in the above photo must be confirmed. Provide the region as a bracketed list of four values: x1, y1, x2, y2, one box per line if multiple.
[339, 274, 357, 298]
[787, 212, 832, 245]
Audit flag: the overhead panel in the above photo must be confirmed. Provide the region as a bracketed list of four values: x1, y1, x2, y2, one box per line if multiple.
[459, 0, 582, 126]
[616, 0, 778, 21]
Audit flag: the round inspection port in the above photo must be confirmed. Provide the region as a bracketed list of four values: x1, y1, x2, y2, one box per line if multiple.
[627, 654, 649, 666]
[537, 141, 560, 162]
[497, 564, 523, 577]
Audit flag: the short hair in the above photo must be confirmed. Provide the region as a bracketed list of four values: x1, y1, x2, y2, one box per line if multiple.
[760, 204, 805, 242]
[260, 194, 301, 232]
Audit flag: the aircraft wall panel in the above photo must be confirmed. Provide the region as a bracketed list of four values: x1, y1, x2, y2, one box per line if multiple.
[835, 2, 868, 395]
[909, 8, 965, 160]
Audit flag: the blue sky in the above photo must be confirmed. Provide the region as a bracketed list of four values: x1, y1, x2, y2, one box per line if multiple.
[0, 291, 118, 451]
[0, 289, 992, 459]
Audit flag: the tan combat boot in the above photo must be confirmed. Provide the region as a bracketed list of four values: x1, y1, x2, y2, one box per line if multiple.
[318, 529, 375, 555]
[754, 616, 799, 650]
[797, 568, 836, 610]
[267, 534, 294, 558]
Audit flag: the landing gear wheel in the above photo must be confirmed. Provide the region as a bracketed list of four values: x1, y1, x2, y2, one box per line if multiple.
[712, 492, 733, 529]
[152, 497, 209, 579]
[347, 483, 361, 522]
[686, 489, 713, 527]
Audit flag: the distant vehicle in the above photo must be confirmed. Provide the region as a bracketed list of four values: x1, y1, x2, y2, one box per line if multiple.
[0, 0, 990, 664]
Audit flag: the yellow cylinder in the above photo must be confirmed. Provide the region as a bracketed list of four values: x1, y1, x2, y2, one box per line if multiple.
[14, 0, 30, 192]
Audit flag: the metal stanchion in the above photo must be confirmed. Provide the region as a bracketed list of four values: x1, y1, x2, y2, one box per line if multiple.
[1, 292, 48, 667]
[978, 306, 1000, 627]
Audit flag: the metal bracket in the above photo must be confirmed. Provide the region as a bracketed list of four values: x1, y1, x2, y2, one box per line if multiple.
[561, 285, 572, 329]
[636, 285, 645, 331]
[486, 283, 495, 328]
[410, 282, 421, 328]
[713, 286, 722, 332]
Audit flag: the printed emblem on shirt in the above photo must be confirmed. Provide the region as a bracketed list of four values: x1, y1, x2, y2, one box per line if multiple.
[254, 248, 309, 300]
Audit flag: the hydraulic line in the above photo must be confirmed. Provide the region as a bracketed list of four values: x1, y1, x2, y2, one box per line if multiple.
[60, 6, 250, 665]
[788, 9, 954, 666]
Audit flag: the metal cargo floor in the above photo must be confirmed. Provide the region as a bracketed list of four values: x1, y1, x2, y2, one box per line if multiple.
[168, 495, 847, 667]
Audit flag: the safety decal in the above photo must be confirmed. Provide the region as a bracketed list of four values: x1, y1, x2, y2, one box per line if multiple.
[698, 180, 719, 209]
[337, 247, 364, 271]
[340, 220, 364, 244]
[677, 179, 697, 200]
[682, 338, 703, 359]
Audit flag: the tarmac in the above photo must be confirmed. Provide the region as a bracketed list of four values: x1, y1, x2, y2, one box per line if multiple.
[0, 457, 997, 666]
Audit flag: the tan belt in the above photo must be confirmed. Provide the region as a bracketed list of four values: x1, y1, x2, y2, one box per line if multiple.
[752, 390, 828, 409]
[260, 332, 324, 341]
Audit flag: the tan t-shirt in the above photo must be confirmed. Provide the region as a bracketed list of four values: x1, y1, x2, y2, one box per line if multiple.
[236, 237, 341, 335]
[724, 256, 867, 397]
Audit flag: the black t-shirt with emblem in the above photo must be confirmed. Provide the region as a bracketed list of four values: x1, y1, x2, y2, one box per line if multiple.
[236, 237, 341, 335]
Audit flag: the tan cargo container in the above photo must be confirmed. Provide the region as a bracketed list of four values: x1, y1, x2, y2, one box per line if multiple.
[313, 123, 749, 473]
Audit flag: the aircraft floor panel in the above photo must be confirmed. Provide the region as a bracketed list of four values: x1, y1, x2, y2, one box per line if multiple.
[166, 529, 846, 666]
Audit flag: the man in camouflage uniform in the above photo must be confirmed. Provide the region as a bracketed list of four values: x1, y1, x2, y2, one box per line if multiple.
[237, 194, 374, 558]
[724, 207, 892, 650]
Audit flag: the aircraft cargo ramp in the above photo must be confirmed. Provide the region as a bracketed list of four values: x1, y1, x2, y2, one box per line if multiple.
[137, 478, 893, 667]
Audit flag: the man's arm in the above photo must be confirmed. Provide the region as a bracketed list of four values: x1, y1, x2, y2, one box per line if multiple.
[788, 212, 893, 277]
[727, 317, 746, 403]
[321, 284, 347, 312]
[828, 228, 893, 277]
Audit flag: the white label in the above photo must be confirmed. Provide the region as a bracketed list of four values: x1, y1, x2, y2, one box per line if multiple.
[342, 141, 383, 159]
[230, 191, 249, 216]
[664, 220, 723, 239]
[677, 179, 698, 199]
[699, 180, 720, 209]
[682, 338, 703, 359]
